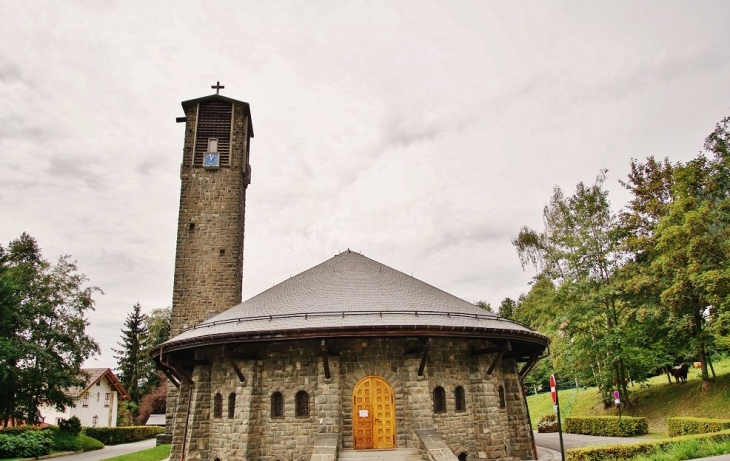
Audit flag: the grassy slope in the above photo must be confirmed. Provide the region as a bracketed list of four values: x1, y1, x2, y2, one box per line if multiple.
[527, 356, 730, 434]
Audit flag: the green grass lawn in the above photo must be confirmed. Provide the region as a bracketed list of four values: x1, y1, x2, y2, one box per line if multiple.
[527, 355, 730, 434]
[100, 444, 170, 461]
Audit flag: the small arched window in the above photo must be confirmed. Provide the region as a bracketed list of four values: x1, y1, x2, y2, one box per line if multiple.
[213, 393, 222, 418]
[228, 393, 236, 419]
[455, 386, 466, 412]
[295, 391, 310, 417]
[433, 386, 446, 413]
[498, 385, 506, 409]
[271, 392, 284, 418]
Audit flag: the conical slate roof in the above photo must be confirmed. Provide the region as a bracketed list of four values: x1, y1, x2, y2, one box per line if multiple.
[162, 250, 548, 352]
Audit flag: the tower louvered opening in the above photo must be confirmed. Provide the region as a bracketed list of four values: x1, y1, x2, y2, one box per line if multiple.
[194, 101, 233, 166]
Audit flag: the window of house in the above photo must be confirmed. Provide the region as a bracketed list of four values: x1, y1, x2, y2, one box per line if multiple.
[455, 386, 466, 412]
[96, 381, 101, 386]
[228, 393, 235, 419]
[104, 393, 110, 407]
[92, 415, 98, 427]
[213, 393, 222, 418]
[295, 391, 309, 417]
[97, 392, 100, 402]
[433, 386, 446, 413]
[271, 392, 284, 418]
[82, 394, 89, 407]
[498, 385, 506, 409]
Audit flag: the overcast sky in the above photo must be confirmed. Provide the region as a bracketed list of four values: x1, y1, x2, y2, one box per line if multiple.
[2, 1, 729, 369]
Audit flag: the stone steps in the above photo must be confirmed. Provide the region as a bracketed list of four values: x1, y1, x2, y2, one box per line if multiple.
[338, 448, 424, 461]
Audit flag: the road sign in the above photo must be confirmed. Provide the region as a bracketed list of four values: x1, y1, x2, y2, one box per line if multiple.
[550, 375, 557, 404]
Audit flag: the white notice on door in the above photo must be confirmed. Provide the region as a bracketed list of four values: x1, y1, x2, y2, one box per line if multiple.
[358, 409, 369, 418]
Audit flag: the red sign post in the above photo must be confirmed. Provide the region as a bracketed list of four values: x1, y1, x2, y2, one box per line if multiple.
[550, 374, 566, 460]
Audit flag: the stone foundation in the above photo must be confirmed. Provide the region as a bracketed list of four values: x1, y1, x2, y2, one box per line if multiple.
[170, 337, 536, 461]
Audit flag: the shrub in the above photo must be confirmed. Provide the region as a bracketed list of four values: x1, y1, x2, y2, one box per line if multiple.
[538, 413, 558, 433]
[59, 416, 82, 436]
[668, 417, 730, 437]
[79, 434, 105, 451]
[51, 429, 81, 451]
[83, 426, 165, 445]
[0, 425, 48, 436]
[564, 416, 648, 437]
[566, 429, 730, 461]
[0, 429, 54, 458]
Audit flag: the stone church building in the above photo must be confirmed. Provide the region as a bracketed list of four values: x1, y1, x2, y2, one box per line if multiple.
[152, 88, 549, 461]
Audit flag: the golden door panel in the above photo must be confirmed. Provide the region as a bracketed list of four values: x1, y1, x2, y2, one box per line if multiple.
[352, 376, 395, 449]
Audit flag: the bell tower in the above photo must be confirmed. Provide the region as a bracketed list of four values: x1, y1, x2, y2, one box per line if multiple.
[171, 83, 254, 336]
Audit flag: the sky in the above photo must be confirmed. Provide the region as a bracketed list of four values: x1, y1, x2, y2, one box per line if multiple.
[2, 1, 729, 369]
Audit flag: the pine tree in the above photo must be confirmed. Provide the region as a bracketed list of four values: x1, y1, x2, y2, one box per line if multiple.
[113, 303, 148, 406]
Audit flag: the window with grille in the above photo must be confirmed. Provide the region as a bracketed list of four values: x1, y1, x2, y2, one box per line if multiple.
[295, 391, 309, 417]
[92, 415, 98, 427]
[228, 393, 235, 419]
[455, 386, 466, 412]
[82, 394, 89, 407]
[498, 385, 506, 409]
[433, 386, 446, 413]
[213, 393, 222, 418]
[194, 101, 232, 166]
[104, 393, 110, 407]
[271, 392, 284, 418]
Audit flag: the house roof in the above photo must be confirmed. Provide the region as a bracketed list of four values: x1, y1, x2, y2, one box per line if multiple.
[160, 250, 549, 355]
[180, 93, 254, 138]
[68, 368, 130, 401]
[145, 414, 166, 426]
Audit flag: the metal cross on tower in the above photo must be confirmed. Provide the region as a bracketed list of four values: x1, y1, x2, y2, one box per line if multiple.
[211, 81, 225, 95]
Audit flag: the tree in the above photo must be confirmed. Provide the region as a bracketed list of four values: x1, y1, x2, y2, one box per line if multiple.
[652, 117, 730, 390]
[513, 172, 641, 407]
[113, 303, 148, 406]
[0, 233, 99, 425]
[475, 301, 492, 312]
[139, 307, 171, 397]
[498, 297, 517, 319]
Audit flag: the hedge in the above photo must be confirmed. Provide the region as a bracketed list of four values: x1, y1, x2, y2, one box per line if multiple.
[565, 429, 730, 461]
[0, 429, 54, 458]
[668, 417, 730, 437]
[564, 416, 648, 437]
[83, 426, 165, 445]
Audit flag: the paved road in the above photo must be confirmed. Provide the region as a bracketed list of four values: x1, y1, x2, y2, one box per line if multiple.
[534, 432, 730, 461]
[48, 439, 157, 461]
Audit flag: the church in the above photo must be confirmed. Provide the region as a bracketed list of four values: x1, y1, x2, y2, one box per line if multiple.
[151, 86, 549, 461]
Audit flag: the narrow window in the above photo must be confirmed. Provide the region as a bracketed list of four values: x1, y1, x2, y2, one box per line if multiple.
[295, 391, 309, 417]
[271, 392, 284, 418]
[498, 385, 506, 409]
[82, 394, 89, 407]
[92, 415, 98, 427]
[208, 138, 219, 153]
[228, 393, 235, 419]
[213, 393, 222, 418]
[433, 386, 446, 413]
[104, 393, 110, 407]
[455, 386, 466, 412]
[97, 392, 100, 402]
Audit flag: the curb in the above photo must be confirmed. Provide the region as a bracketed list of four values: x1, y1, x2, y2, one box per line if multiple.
[17, 451, 83, 461]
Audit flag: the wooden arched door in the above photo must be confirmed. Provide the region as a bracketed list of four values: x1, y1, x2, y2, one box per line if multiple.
[352, 376, 395, 449]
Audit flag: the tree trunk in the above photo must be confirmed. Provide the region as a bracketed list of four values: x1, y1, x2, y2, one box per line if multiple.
[698, 343, 711, 391]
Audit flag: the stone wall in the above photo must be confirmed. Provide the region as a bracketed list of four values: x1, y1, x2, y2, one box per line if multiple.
[175, 337, 536, 461]
[170, 103, 250, 336]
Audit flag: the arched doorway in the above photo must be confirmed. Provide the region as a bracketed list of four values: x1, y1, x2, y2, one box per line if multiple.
[352, 376, 396, 449]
